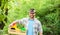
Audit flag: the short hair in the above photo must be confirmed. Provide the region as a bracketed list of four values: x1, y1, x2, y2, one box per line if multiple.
[29, 8, 35, 12]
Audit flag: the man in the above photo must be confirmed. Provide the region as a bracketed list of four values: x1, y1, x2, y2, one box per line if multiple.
[9, 9, 43, 35]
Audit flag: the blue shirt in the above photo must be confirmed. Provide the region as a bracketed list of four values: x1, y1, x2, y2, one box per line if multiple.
[27, 19, 34, 35]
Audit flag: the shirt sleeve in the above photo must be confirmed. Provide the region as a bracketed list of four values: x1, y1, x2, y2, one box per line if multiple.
[38, 21, 43, 33]
[9, 18, 25, 27]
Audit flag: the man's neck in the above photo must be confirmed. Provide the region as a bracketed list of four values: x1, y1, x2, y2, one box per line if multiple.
[30, 17, 34, 20]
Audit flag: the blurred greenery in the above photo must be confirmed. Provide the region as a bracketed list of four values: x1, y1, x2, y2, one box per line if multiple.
[0, 0, 60, 35]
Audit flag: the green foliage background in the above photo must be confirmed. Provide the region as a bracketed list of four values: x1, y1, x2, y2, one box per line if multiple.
[0, 0, 60, 35]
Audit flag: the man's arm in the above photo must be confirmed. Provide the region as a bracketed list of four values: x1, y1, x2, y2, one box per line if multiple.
[9, 19, 23, 27]
[9, 18, 27, 27]
[38, 21, 43, 35]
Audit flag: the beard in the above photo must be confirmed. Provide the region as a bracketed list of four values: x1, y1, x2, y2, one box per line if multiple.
[30, 16, 34, 18]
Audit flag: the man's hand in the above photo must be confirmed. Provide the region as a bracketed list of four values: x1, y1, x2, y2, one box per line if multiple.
[40, 32, 43, 35]
[9, 21, 17, 27]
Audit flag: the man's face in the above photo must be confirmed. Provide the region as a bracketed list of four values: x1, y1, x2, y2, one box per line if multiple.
[29, 12, 35, 18]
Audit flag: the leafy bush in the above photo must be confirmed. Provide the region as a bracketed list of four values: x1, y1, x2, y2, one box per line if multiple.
[0, 0, 60, 35]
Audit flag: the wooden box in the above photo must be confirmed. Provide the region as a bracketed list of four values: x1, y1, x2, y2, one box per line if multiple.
[8, 28, 26, 35]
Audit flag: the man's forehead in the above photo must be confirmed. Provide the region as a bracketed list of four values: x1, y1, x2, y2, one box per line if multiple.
[29, 12, 35, 13]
